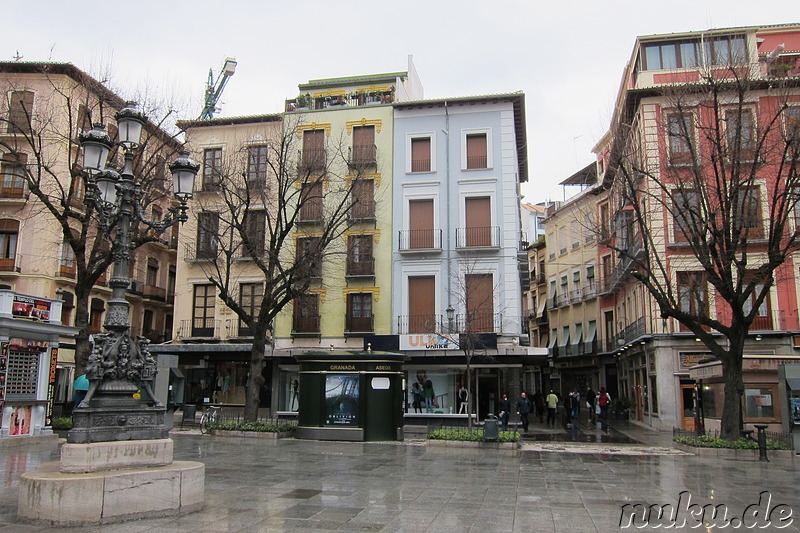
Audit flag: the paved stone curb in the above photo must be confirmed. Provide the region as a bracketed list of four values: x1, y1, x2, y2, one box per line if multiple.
[427, 439, 519, 449]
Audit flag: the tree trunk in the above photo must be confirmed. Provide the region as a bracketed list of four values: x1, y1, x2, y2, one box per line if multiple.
[465, 354, 473, 430]
[719, 356, 744, 441]
[72, 286, 92, 376]
[244, 330, 267, 421]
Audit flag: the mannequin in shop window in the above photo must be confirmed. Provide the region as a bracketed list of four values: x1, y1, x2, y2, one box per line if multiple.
[458, 385, 469, 414]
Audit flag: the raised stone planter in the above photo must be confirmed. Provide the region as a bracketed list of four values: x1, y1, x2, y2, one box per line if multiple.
[427, 439, 519, 449]
[18, 460, 204, 525]
[674, 442, 796, 459]
[209, 429, 294, 439]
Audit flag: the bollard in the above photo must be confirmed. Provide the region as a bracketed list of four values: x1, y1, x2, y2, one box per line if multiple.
[754, 424, 769, 462]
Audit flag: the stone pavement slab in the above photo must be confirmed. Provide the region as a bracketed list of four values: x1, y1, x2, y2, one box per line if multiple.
[0, 433, 797, 532]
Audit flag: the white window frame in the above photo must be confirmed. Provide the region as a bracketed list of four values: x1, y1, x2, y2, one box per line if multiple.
[460, 128, 493, 170]
[406, 132, 436, 174]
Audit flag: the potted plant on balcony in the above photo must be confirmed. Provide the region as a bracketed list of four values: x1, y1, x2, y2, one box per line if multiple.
[611, 397, 633, 420]
[295, 94, 311, 110]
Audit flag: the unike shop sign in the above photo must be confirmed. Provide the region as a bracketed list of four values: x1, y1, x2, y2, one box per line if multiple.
[400, 334, 458, 351]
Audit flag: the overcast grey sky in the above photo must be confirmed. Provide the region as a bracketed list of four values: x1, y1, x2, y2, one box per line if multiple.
[5, 1, 796, 203]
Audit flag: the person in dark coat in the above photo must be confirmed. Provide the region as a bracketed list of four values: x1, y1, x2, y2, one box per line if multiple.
[498, 393, 511, 431]
[585, 388, 596, 423]
[532, 391, 545, 423]
[515, 392, 532, 432]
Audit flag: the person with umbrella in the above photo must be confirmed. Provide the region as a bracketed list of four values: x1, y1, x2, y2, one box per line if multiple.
[72, 373, 89, 412]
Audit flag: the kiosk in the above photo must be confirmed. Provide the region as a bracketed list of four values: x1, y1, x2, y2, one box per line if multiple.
[295, 350, 406, 441]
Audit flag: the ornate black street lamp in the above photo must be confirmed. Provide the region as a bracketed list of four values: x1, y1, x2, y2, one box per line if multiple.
[69, 102, 198, 443]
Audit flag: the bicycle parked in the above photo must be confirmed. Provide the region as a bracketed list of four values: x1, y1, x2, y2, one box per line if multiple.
[199, 405, 221, 434]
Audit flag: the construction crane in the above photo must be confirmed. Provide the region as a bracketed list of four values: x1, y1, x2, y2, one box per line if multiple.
[199, 57, 237, 120]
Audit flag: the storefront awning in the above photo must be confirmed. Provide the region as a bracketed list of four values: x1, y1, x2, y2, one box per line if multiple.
[572, 324, 583, 346]
[559, 331, 569, 347]
[537, 298, 546, 316]
[548, 334, 557, 349]
[786, 378, 800, 391]
[585, 321, 597, 351]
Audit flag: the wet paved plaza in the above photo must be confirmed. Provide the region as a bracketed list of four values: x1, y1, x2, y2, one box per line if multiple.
[0, 423, 797, 532]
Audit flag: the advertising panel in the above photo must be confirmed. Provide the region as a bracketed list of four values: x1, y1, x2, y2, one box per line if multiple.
[11, 295, 51, 322]
[325, 374, 359, 426]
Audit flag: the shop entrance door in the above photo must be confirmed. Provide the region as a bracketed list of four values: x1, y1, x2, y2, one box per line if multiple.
[680, 384, 697, 431]
[477, 370, 499, 420]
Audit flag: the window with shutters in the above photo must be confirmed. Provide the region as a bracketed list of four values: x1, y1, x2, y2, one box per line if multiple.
[293, 294, 320, 334]
[0, 219, 19, 271]
[407, 276, 435, 333]
[465, 132, 488, 169]
[7, 91, 34, 134]
[146, 258, 159, 287]
[202, 148, 222, 190]
[300, 129, 326, 172]
[247, 145, 268, 186]
[409, 136, 432, 172]
[196, 212, 219, 259]
[666, 112, 695, 165]
[347, 235, 374, 277]
[242, 210, 266, 257]
[350, 179, 375, 220]
[297, 236, 322, 278]
[239, 283, 263, 336]
[346, 293, 373, 333]
[1, 153, 26, 198]
[192, 284, 216, 337]
[299, 181, 323, 223]
[350, 125, 376, 168]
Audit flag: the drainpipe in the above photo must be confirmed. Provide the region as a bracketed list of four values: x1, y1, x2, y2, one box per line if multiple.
[444, 100, 452, 314]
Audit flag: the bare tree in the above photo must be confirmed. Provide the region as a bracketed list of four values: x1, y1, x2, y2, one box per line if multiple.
[183, 116, 364, 421]
[607, 62, 800, 439]
[0, 63, 183, 374]
[432, 258, 505, 429]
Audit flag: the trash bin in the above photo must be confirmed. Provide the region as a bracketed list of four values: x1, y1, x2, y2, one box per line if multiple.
[182, 404, 197, 427]
[484, 414, 499, 441]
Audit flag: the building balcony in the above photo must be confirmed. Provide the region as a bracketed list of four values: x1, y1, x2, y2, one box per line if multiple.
[0, 186, 25, 199]
[345, 314, 374, 335]
[178, 318, 220, 339]
[225, 319, 255, 339]
[285, 91, 394, 112]
[298, 203, 323, 224]
[58, 263, 76, 279]
[143, 284, 166, 301]
[0, 257, 19, 273]
[298, 149, 326, 174]
[292, 315, 321, 336]
[349, 201, 376, 221]
[454, 312, 501, 333]
[456, 226, 500, 249]
[346, 258, 375, 278]
[398, 229, 442, 252]
[397, 314, 443, 335]
[348, 145, 377, 169]
[185, 246, 218, 261]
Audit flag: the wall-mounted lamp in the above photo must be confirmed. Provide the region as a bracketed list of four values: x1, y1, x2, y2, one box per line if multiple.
[755, 335, 763, 341]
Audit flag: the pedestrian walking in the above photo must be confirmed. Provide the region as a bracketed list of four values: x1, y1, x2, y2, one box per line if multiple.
[545, 389, 559, 428]
[585, 388, 596, 423]
[516, 392, 532, 432]
[598, 387, 611, 423]
[532, 390, 545, 423]
[570, 390, 581, 425]
[498, 393, 511, 431]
